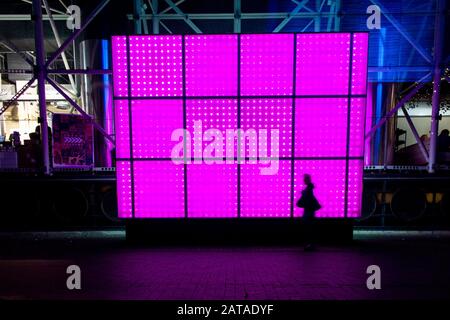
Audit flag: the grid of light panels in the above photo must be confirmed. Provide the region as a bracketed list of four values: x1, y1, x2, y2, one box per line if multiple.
[112, 33, 368, 219]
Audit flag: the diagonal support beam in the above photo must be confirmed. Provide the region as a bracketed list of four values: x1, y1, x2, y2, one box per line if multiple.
[58, 0, 68, 10]
[21, 0, 65, 14]
[365, 80, 428, 140]
[46, 76, 115, 145]
[301, 18, 315, 32]
[160, 0, 185, 14]
[160, 21, 173, 34]
[369, 0, 432, 64]
[401, 106, 429, 161]
[42, 0, 77, 95]
[0, 36, 35, 66]
[399, 72, 432, 95]
[273, 0, 309, 32]
[0, 76, 36, 117]
[45, 0, 111, 68]
[163, 0, 202, 33]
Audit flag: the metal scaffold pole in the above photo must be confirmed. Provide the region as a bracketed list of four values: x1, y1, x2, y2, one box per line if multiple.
[32, 0, 51, 174]
[428, 0, 446, 173]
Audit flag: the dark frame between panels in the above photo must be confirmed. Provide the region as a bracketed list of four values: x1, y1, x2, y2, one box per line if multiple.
[114, 33, 368, 219]
[125, 35, 135, 219]
[344, 33, 354, 219]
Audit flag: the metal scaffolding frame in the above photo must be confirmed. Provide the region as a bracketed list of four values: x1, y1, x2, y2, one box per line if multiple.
[364, 0, 447, 172]
[0, 0, 447, 174]
[129, 0, 447, 172]
[0, 0, 113, 174]
[130, 0, 343, 34]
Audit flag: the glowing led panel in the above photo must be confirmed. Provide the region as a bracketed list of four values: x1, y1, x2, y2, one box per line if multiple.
[116, 161, 132, 218]
[296, 33, 350, 95]
[294, 160, 346, 218]
[351, 33, 369, 95]
[187, 164, 238, 218]
[295, 98, 348, 157]
[365, 87, 373, 165]
[112, 33, 369, 219]
[129, 36, 182, 97]
[132, 99, 183, 159]
[240, 34, 294, 96]
[240, 161, 291, 218]
[347, 160, 364, 218]
[111, 36, 128, 97]
[185, 35, 238, 96]
[133, 161, 185, 218]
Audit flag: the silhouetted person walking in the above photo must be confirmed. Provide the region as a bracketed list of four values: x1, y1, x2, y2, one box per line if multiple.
[296, 174, 321, 251]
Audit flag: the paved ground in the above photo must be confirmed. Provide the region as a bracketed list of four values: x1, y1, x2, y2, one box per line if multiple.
[0, 229, 449, 300]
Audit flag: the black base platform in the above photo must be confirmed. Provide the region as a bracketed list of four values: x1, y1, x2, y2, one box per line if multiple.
[125, 218, 354, 245]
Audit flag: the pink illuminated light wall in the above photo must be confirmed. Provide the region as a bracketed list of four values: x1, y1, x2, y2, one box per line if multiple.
[112, 33, 369, 219]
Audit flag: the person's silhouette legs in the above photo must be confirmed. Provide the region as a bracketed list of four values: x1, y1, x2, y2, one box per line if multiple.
[303, 212, 316, 251]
